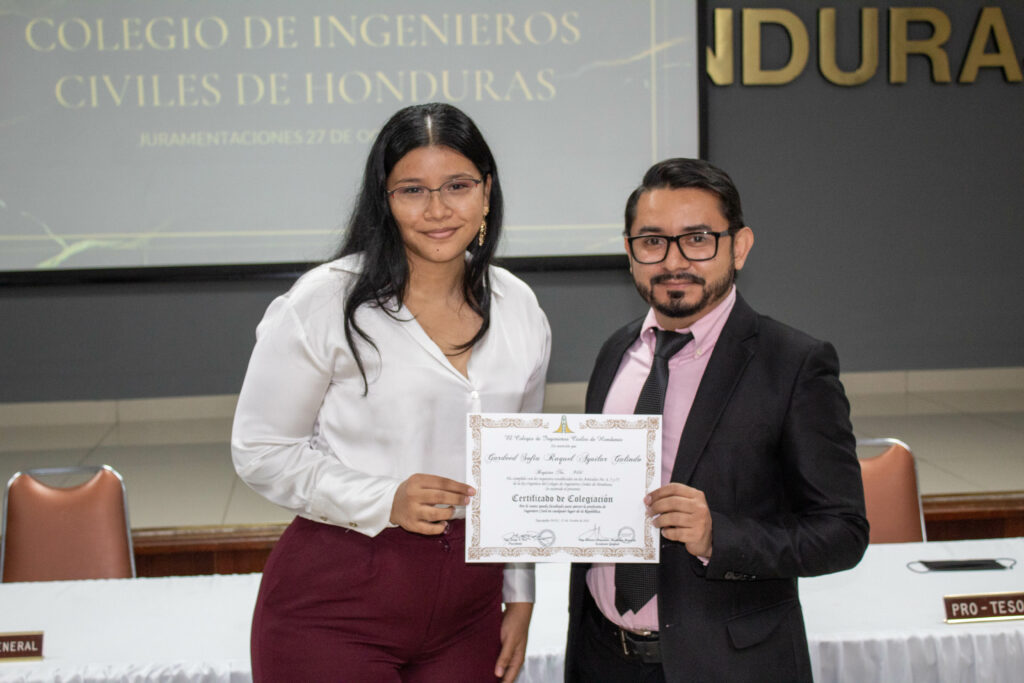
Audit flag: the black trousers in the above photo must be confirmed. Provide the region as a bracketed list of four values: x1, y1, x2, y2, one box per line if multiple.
[566, 591, 666, 683]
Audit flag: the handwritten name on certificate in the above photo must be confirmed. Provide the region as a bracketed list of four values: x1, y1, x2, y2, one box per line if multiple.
[465, 413, 661, 563]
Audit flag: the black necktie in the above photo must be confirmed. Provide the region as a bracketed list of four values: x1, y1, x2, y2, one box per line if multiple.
[615, 328, 693, 616]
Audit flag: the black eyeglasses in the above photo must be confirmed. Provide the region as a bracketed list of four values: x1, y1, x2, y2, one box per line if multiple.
[626, 230, 731, 264]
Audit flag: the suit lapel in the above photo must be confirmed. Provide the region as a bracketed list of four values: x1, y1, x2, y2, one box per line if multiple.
[670, 294, 759, 484]
[586, 318, 643, 412]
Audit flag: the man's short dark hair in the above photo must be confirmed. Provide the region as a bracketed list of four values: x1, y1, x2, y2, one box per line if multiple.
[624, 158, 744, 235]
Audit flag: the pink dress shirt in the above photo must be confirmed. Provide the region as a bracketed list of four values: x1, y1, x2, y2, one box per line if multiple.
[586, 287, 737, 633]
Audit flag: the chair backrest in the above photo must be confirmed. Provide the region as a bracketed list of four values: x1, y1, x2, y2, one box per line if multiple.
[1, 465, 135, 582]
[857, 438, 926, 544]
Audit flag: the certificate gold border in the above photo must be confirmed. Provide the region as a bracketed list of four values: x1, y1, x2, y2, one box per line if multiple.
[467, 414, 660, 561]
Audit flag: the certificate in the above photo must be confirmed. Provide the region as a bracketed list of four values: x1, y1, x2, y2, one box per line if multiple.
[465, 413, 661, 563]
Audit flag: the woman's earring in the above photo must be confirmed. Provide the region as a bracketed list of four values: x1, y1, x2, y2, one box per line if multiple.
[478, 207, 489, 247]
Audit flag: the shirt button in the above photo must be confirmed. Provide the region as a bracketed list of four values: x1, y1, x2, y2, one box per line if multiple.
[320, 516, 328, 522]
[470, 391, 479, 400]
[349, 522, 358, 528]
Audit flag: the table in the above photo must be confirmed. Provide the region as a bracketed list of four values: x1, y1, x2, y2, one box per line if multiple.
[800, 537, 1024, 682]
[0, 572, 255, 682]
[1, 538, 1022, 682]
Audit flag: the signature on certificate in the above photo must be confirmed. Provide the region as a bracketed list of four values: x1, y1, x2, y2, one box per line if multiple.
[578, 525, 636, 544]
[502, 529, 556, 547]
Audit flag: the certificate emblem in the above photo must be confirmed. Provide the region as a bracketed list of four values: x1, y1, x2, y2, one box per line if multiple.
[466, 413, 661, 563]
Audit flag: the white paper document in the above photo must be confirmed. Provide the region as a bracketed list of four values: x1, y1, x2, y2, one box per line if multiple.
[465, 413, 661, 563]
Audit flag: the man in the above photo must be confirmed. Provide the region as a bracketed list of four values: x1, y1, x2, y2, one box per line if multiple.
[564, 158, 868, 682]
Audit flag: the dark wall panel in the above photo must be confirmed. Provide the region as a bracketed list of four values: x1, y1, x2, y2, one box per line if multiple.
[703, 0, 1024, 371]
[0, 280, 282, 401]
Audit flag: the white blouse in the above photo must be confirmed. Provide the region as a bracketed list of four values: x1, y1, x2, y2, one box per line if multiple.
[231, 254, 551, 602]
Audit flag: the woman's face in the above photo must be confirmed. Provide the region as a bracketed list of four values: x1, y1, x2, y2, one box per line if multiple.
[386, 145, 491, 270]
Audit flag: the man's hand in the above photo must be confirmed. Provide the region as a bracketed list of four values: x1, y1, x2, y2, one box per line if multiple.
[646, 483, 713, 557]
[495, 601, 532, 682]
[389, 474, 473, 535]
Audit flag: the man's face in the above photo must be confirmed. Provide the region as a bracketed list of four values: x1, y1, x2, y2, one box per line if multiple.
[626, 187, 753, 330]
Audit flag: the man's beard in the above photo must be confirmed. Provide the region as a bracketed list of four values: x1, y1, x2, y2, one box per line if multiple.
[634, 262, 736, 321]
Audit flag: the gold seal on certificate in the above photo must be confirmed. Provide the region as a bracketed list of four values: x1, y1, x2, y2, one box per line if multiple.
[465, 413, 661, 563]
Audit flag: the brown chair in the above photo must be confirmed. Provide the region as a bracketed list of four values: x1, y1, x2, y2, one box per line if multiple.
[1, 465, 135, 582]
[857, 438, 926, 544]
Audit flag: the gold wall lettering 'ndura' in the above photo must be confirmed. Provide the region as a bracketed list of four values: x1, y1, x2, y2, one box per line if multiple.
[706, 6, 1023, 86]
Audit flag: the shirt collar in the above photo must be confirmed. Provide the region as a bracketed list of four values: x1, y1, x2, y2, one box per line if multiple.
[326, 253, 504, 297]
[640, 286, 737, 358]
[327, 253, 363, 274]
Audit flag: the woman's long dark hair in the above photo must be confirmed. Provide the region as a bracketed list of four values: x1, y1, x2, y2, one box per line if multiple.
[333, 103, 504, 393]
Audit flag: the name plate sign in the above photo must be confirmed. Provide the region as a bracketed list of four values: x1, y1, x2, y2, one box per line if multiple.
[944, 592, 1024, 623]
[0, 632, 43, 661]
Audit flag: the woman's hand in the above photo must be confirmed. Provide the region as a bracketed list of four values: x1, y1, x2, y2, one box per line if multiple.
[389, 473, 474, 535]
[495, 601, 532, 682]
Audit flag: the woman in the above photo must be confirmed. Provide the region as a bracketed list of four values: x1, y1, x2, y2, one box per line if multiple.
[231, 103, 550, 682]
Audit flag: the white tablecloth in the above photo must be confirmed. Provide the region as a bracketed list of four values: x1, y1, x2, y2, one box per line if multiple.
[0, 572, 255, 683]
[801, 537, 1024, 682]
[1, 538, 1021, 682]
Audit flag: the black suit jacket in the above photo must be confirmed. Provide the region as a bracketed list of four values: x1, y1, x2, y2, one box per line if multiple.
[565, 294, 869, 683]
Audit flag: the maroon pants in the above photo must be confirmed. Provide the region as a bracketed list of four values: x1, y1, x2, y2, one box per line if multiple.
[251, 517, 504, 682]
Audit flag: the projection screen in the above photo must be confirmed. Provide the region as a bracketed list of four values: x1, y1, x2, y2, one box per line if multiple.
[0, 0, 700, 274]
